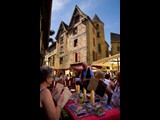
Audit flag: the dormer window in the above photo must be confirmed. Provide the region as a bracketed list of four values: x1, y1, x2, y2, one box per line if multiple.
[96, 24, 99, 29]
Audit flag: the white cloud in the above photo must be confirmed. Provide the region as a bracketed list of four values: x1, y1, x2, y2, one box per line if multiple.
[52, 0, 71, 11]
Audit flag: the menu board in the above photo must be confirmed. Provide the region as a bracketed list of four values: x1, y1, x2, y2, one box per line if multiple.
[87, 78, 99, 91]
[87, 78, 107, 97]
[54, 83, 64, 102]
[61, 87, 72, 108]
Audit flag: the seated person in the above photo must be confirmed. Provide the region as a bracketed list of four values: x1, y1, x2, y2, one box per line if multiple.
[95, 70, 110, 103]
[110, 71, 120, 108]
[104, 74, 115, 104]
[40, 66, 64, 120]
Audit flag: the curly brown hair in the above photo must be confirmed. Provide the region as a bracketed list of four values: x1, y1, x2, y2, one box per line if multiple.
[40, 66, 53, 84]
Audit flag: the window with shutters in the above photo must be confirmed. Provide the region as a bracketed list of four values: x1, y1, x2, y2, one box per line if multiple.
[53, 55, 55, 66]
[60, 57, 63, 64]
[98, 44, 101, 53]
[97, 32, 100, 38]
[74, 53, 80, 62]
[48, 57, 51, 66]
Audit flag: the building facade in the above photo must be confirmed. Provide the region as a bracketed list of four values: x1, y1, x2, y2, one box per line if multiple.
[45, 42, 57, 67]
[110, 32, 120, 56]
[46, 5, 109, 70]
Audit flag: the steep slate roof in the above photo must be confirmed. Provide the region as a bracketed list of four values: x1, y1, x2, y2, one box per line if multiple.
[68, 5, 100, 30]
[111, 32, 120, 42]
[62, 21, 69, 30]
[55, 21, 69, 40]
[68, 5, 88, 27]
[92, 14, 104, 24]
[55, 5, 109, 47]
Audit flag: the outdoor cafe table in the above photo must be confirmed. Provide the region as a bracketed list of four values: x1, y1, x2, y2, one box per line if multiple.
[54, 79, 120, 120]
[65, 100, 120, 120]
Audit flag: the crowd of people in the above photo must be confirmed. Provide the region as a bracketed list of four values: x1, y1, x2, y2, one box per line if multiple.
[40, 62, 120, 120]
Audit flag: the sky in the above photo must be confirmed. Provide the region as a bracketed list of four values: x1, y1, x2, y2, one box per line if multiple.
[50, 0, 120, 50]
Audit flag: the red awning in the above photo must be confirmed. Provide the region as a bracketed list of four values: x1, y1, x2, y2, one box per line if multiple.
[74, 66, 91, 71]
[53, 68, 69, 71]
[74, 66, 83, 71]
[91, 65, 102, 69]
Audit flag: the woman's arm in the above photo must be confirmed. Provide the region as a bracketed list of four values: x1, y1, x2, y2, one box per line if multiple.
[110, 80, 115, 89]
[105, 86, 112, 95]
[41, 89, 63, 120]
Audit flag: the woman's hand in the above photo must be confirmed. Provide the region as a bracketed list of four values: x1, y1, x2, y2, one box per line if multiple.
[57, 94, 64, 106]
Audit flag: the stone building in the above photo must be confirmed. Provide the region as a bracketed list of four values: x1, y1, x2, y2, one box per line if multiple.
[110, 32, 120, 56]
[45, 42, 57, 67]
[47, 5, 109, 71]
[40, 0, 52, 66]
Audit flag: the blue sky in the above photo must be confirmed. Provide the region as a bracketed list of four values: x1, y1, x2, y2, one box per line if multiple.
[50, 0, 120, 50]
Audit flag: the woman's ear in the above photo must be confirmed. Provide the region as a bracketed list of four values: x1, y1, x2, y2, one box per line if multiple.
[46, 76, 51, 83]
